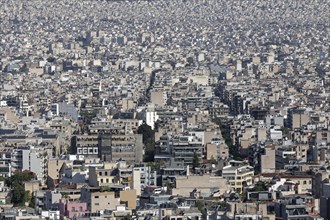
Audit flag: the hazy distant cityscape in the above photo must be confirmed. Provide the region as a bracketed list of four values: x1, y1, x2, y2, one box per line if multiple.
[0, 0, 330, 219]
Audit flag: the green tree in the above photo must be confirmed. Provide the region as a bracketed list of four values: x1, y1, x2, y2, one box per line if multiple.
[137, 123, 155, 162]
[253, 181, 267, 192]
[241, 191, 247, 202]
[19, 63, 29, 73]
[147, 161, 165, 172]
[79, 109, 98, 125]
[7, 172, 34, 187]
[196, 200, 207, 220]
[12, 184, 31, 206]
[47, 57, 56, 63]
[192, 152, 200, 170]
[123, 214, 131, 220]
[7, 172, 34, 206]
[137, 123, 154, 144]
[144, 142, 155, 162]
[165, 180, 172, 190]
[281, 126, 291, 135]
[29, 195, 36, 208]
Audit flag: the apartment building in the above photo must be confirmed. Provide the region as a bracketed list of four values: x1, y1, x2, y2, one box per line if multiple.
[59, 199, 88, 220]
[0, 151, 11, 177]
[90, 191, 120, 213]
[71, 134, 99, 158]
[222, 165, 254, 193]
[10, 146, 50, 185]
[89, 166, 118, 187]
[98, 133, 143, 164]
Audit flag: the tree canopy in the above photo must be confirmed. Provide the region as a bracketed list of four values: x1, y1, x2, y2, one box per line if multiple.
[7, 172, 35, 206]
[137, 123, 155, 162]
[192, 152, 200, 170]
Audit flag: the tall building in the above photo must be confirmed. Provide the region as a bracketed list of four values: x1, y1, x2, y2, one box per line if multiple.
[287, 108, 310, 130]
[155, 134, 204, 166]
[320, 183, 330, 219]
[98, 133, 143, 164]
[146, 110, 159, 130]
[11, 146, 50, 185]
[132, 168, 141, 196]
[71, 134, 99, 158]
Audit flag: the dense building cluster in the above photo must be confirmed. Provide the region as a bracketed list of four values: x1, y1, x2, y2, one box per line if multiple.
[1, 0, 330, 219]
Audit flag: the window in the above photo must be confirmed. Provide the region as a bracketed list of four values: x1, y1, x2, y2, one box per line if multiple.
[95, 203, 99, 206]
[94, 196, 99, 199]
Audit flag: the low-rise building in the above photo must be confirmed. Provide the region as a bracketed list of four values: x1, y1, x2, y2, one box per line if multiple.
[222, 165, 254, 193]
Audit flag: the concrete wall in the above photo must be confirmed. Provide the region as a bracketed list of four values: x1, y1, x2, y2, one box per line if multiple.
[120, 189, 137, 209]
[173, 175, 230, 197]
[91, 191, 119, 212]
[151, 90, 166, 107]
[261, 148, 276, 173]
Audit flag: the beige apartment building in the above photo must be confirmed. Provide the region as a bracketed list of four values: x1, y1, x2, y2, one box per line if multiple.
[222, 165, 254, 193]
[89, 166, 119, 187]
[90, 191, 120, 213]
